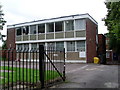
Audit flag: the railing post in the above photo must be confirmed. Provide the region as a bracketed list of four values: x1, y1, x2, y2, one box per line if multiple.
[63, 48, 66, 81]
[39, 45, 45, 89]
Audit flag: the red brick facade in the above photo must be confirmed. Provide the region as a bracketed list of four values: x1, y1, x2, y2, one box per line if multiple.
[7, 28, 16, 61]
[7, 28, 16, 49]
[86, 19, 98, 63]
[98, 34, 106, 55]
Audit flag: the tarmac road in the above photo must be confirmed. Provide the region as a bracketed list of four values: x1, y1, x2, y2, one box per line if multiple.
[51, 63, 119, 89]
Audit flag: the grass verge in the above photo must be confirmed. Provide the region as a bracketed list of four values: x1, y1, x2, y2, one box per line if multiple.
[0, 66, 60, 85]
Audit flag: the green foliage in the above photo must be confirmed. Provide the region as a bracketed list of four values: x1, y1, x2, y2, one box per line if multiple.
[104, 2, 120, 54]
[0, 5, 6, 30]
[0, 66, 60, 85]
[2, 40, 7, 49]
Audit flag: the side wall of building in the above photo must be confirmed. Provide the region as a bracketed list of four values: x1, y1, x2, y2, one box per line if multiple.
[86, 19, 98, 63]
[7, 28, 16, 49]
[7, 28, 16, 61]
[98, 34, 106, 55]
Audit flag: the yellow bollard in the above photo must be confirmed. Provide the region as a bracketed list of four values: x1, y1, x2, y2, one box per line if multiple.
[94, 57, 100, 64]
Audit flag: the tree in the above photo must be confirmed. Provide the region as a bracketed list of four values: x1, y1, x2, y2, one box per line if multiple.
[0, 4, 6, 30]
[2, 40, 6, 49]
[104, 2, 120, 54]
[0, 4, 6, 48]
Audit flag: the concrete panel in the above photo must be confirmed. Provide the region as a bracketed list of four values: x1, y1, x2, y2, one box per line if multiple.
[46, 33, 54, 39]
[75, 30, 86, 37]
[16, 36, 21, 41]
[47, 52, 64, 60]
[38, 34, 45, 40]
[30, 35, 36, 40]
[23, 35, 29, 41]
[66, 52, 86, 60]
[55, 32, 64, 39]
[65, 31, 74, 38]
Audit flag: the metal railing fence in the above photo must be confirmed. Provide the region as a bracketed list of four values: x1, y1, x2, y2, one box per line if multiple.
[0, 45, 65, 89]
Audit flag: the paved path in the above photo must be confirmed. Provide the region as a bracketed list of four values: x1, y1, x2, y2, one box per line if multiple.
[51, 63, 119, 88]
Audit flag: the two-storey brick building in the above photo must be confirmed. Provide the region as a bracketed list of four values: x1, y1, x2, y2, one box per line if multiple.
[7, 13, 98, 63]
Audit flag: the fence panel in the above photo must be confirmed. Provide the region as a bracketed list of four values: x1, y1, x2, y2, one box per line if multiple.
[0, 45, 65, 89]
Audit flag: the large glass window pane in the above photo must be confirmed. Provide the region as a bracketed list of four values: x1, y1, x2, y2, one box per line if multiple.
[31, 43, 37, 49]
[56, 42, 64, 51]
[30, 25, 36, 34]
[38, 24, 45, 33]
[77, 41, 85, 51]
[23, 26, 29, 35]
[46, 23, 54, 32]
[75, 19, 85, 30]
[23, 44, 29, 50]
[16, 27, 22, 36]
[55, 22, 64, 32]
[47, 42, 55, 48]
[67, 41, 75, 51]
[65, 20, 74, 31]
[17, 44, 22, 50]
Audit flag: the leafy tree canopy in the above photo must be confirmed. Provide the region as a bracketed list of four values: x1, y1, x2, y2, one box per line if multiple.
[0, 4, 6, 30]
[104, 1, 120, 54]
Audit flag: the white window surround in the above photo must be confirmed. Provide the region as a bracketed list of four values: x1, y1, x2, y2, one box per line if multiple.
[16, 37, 86, 44]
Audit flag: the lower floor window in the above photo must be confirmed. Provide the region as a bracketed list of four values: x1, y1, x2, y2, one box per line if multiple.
[106, 52, 110, 58]
[67, 41, 75, 51]
[31, 43, 37, 50]
[16, 40, 86, 52]
[77, 41, 85, 52]
[56, 42, 64, 51]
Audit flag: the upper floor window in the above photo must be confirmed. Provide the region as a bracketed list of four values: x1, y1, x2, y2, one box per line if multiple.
[30, 25, 36, 34]
[38, 24, 45, 33]
[23, 26, 29, 35]
[65, 20, 74, 31]
[75, 19, 85, 30]
[55, 22, 64, 32]
[46, 23, 54, 33]
[16, 27, 22, 36]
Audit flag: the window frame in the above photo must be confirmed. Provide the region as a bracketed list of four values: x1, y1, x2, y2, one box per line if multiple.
[67, 41, 75, 52]
[38, 24, 45, 33]
[16, 27, 22, 36]
[75, 19, 86, 30]
[76, 41, 85, 52]
[65, 20, 74, 31]
[55, 21, 64, 32]
[46, 23, 54, 33]
[30, 25, 37, 35]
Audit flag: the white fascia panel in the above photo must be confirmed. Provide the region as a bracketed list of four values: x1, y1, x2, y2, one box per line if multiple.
[16, 37, 86, 44]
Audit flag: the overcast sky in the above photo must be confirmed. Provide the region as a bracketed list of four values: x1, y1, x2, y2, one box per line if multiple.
[1, 0, 108, 35]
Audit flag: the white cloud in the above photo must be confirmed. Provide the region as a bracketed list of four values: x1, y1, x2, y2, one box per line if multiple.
[0, 0, 108, 35]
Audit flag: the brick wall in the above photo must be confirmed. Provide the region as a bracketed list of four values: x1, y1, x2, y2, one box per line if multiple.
[7, 28, 16, 61]
[7, 28, 16, 49]
[98, 34, 106, 55]
[86, 19, 98, 63]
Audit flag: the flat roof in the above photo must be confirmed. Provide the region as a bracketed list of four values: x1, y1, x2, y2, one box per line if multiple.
[7, 13, 98, 29]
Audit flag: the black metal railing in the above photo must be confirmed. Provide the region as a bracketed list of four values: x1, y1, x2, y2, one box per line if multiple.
[0, 45, 65, 89]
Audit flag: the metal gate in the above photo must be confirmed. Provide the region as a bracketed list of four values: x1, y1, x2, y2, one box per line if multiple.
[0, 45, 65, 89]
